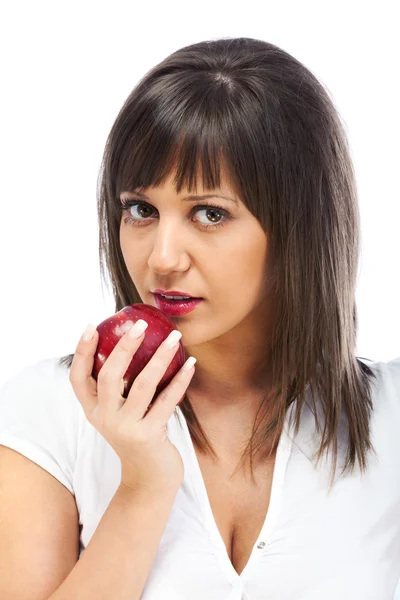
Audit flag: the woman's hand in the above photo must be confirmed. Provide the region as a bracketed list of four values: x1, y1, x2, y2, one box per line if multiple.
[69, 321, 196, 495]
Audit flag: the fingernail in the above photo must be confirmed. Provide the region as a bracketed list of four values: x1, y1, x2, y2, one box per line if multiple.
[128, 319, 148, 339]
[82, 323, 96, 341]
[183, 356, 197, 371]
[165, 329, 183, 348]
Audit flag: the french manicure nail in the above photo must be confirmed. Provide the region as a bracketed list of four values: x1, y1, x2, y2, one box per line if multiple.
[183, 356, 197, 371]
[82, 323, 96, 341]
[128, 319, 148, 339]
[165, 329, 182, 348]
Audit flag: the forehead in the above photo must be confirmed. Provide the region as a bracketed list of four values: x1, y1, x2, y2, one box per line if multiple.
[132, 161, 241, 201]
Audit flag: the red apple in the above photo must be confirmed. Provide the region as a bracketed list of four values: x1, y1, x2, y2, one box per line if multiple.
[92, 304, 187, 408]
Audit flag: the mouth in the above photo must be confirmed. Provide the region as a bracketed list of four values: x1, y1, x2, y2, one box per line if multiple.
[151, 288, 203, 300]
[152, 293, 204, 316]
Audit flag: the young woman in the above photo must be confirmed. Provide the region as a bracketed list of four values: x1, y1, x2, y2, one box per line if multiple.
[1, 37, 399, 600]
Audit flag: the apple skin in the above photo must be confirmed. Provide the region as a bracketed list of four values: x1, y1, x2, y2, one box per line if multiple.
[92, 304, 187, 407]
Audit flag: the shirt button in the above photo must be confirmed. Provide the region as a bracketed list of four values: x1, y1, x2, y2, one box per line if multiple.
[257, 541, 266, 549]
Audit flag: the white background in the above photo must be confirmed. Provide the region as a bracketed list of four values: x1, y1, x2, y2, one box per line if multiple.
[0, 0, 399, 387]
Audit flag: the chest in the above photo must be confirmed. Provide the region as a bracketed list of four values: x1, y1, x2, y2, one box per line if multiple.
[196, 452, 276, 576]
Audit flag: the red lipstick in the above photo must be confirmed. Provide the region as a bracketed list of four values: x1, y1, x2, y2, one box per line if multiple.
[153, 293, 203, 316]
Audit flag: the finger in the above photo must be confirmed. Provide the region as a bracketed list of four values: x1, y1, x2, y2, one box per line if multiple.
[144, 357, 196, 423]
[69, 324, 100, 418]
[96, 319, 149, 409]
[121, 329, 184, 419]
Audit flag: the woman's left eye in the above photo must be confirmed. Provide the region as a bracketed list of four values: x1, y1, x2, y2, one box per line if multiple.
[119, 200, 232, 230]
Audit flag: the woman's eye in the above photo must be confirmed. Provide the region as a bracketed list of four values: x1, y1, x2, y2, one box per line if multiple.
[120, 201, 232, 230]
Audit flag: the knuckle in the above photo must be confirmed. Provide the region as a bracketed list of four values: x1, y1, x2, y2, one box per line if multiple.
[69, 370, 80, 385]
[74, 346, 87, 359]
[98, 368, 118, 384]
[121, 331, 139, 349]
[132, 433, 151, 450]
[118, 338, 132, 353]
[157, 388, 171, 403]
[137, 357, 164, 385]
[116, 419, 146, 444]
[131, 428, 149, 445]
[69, 376, 78, 389]
[151, 356, 166, 373]
[135, 374, 151, 392]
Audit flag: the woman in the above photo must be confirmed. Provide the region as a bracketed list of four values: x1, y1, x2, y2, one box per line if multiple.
[1, 37, 399, 600]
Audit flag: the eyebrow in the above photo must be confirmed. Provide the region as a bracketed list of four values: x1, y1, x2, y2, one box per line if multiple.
[121, 190, 239, 207]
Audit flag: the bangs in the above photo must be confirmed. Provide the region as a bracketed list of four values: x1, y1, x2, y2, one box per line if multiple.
[111, 79, 251, 202]
[116, 132, 241, 201]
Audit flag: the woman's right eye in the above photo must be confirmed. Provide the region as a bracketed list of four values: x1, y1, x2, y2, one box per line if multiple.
[124, 202, 154, 220]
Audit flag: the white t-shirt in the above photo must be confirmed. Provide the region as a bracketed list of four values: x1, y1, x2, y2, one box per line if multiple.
[0, 355, 400, 600]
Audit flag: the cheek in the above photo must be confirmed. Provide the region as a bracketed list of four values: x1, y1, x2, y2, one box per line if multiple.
[227, 237, 268, 296]
[119, 229, 139, 274]
[119, 225, 128, 257]
[233, 235, 267, 274]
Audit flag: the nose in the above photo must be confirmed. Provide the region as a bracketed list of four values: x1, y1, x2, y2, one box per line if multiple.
[147, 221, 189, 275]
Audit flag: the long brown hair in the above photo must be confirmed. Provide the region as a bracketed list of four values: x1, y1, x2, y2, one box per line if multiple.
[59, 37, 378, 488]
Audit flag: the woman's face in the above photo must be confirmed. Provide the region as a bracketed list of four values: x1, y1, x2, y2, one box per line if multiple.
[119, 169, 270, 354]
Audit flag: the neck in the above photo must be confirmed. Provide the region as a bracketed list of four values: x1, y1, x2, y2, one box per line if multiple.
[185, 384, 281, 463]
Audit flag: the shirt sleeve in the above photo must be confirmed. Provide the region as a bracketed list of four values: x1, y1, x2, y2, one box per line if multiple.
[0, 357, 79, 495]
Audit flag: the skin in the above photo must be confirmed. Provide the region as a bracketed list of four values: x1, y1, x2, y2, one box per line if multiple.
[119, 168, 275, 461]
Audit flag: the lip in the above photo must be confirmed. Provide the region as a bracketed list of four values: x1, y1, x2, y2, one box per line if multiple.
[152, 288, 202, 299]
[153, 293, 203, 317]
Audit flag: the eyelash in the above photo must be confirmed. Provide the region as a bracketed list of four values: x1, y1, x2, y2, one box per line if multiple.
[119, 199, 232, 230]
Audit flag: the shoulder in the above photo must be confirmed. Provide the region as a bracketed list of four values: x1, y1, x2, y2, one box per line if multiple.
[0, 356, 81, 495]
[0, 355, 80, 426]
[1, 355, 70, 390]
